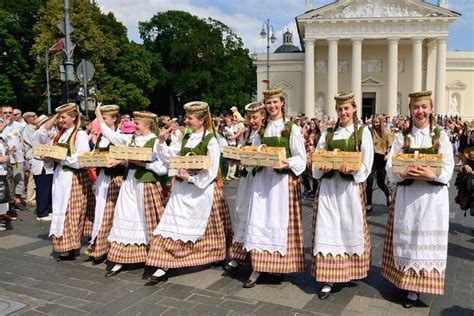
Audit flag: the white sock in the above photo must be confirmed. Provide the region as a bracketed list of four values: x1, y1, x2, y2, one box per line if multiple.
[228, 260, 238, 268]
[111, 264, 123, 272]
[407, 291, 419, 301]
[248, 271, 261, 282]
[321, 283, 334, 293]
[152, 268, 167, 277]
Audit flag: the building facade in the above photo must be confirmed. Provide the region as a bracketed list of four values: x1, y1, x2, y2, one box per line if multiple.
[254, 0, 474, 120]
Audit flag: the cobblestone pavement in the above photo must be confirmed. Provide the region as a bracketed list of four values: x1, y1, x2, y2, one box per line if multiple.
[0, 176, 473, 316]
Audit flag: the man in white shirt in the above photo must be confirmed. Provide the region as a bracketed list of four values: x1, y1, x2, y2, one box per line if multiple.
[22, 112, 37, 207]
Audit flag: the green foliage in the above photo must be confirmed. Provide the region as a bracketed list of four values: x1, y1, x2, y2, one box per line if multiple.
[139, 10, 256, 116]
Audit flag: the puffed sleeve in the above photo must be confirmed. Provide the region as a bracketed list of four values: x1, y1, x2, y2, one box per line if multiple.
[188, 137, 220, 189]
[351, 126, 374, 183]
[385, 133, 404, 183]
[62, 131, 90, 169]
[145, 139, 168, 176]
[432, 131, 454, 185]
[100, 123, 130, 146]
[312, 130, 328, 179]
[287, 124, 306, 176]
[156, 138, 181, 163]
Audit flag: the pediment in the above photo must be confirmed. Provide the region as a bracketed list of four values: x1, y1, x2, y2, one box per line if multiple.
[362, 77, 383, 86]
[274, 80, 293, 89]
[446, 80, 467, 89]
[298, 0, 459, 21]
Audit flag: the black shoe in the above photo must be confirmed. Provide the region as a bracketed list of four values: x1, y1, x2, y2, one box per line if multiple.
[104, 269, 121, 278]
[55, 251, 75, 262]
[144, 275, 168, 286]
[223, 261, 239, 273]
[242, 279, 257, 288]
[211, 260, 225, 267]
[402, 293, 419, 308]
[92, 256, 106, 265]
[317, 284, 332, 300]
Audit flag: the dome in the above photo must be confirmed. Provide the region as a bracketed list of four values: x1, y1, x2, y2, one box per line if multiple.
[274, 29, 301, 53]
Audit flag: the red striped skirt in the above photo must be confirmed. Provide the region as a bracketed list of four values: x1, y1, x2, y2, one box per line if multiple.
[84, 175, 123, 258]
[52, 170, 94, 253]
[247, 174, 305, 274]
[107, 181, 165, 264]
[146, 185, 230, 269]
[382, 190, 445, 295]
[311, 183, 371, 283]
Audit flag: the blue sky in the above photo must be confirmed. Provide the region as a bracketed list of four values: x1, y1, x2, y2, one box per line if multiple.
[97, 0, 474, 52]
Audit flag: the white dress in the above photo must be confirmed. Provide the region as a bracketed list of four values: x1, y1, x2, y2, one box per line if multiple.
[232, 129, 260, 243]
[243, 118, 306, 255]
[49, 128, 90, 238]
[98, 123, 167, 245]
[312, 125, 374, 257]
[154, 131, 220, 242]
[386, 126, 454, 274]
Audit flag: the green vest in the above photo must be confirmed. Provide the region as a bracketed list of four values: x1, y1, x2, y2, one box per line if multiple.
[261, 120, 294, 175]
[322, 126, 364, 181]
[54, 128, 79, 173]
[126, 137, 161, 183]
[176, 132, 215, 182]
[398, 127, 443, 186]
[95, 134, 126, 177]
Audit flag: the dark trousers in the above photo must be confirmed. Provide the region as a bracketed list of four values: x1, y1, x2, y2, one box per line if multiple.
[366, 153, 391, 206]
[33, 168, 53, 218]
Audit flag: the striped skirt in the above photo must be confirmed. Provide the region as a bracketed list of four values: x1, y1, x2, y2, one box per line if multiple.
[146, 185, 231, 269]
[84, 175, 123, 259]
[107, 181, 165, 264]
[311, 183, 371, 283]
[247, 174, 305, 274]
[382, 190, 445, 295]
[52, 170, 95, 253]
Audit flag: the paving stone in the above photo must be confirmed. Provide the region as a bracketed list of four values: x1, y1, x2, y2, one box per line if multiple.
[35, 303, 87, 315]
[0, 235, 41, 249]
[254, 303, 293, 315]
[52, 296, 92, 309]
[0, 296, 28, 315]
[117, 301, 168, 315]
[168, 268, 224, 289]
[158, 297, 196, 311]
[18, 310, 48, 316]
[90, 286, 161, 315]
[189, 303, 232, 315]
[218, 299, 258, 314]
[156, 283, 195, 300]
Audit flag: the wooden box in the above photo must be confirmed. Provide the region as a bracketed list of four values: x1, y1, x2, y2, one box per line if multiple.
[108, 146, 153, 161]
[392, 152, 444, 176]
[78, 151, 111, 168]
[312, 150, 362, 171]
[169, 153, 212, 170]
[223, 146, 240, 160]
[33, 144, 68, 161]
[240, 145, 286, 168]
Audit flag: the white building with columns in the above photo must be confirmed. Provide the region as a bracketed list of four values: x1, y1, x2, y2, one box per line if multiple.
[254, 0, 474, 120]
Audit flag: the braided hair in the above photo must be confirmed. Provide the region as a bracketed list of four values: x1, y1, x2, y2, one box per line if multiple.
[352, 101, 360, 151]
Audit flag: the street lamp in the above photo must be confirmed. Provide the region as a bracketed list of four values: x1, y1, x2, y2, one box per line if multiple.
[260, 19, 276, 89]
[36, 49, 52, 114]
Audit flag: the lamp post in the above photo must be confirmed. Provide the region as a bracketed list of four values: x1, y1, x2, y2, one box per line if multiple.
[260, 19, 276, 89]
[36, 49, 52, 114]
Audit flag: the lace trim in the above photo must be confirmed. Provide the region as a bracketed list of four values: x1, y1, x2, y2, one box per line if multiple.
[394, 257, 446, 275]
[393, 229, 448, 236]
[243, 242, 287, 257]
[393, 243, 447, 251]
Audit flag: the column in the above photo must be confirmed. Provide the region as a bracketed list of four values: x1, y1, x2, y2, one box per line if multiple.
[326, 38, 339, 118]
[411, 37, 423, 92]
[304, 38, 315, 118]
[351, 38, 363, 118]
[386, 38, 399, 117]
[426, 39, 437, 93]
[435, 37, 447, 115]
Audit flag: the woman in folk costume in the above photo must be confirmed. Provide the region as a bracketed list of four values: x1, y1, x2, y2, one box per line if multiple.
[240, 88, 306, 288]
[47, 103, 95, 261]
[83, 105, 124, 264]
[311, 92, 374, 300]
[144, 101, 231, 286]
[224, 101, 266, 273]
[98, 110, 167, 278]
[382, 90, 454, 308]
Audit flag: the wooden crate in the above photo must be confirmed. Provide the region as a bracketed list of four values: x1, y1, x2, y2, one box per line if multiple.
[240, 145, 286, 167]
[392, 153, 444, 176]
[169, 153, 212, 170]
[33, 144, 68, 161]
[78, 151, 111, 168]
[312, 150, 361, 171]
[108, 146, 152, 161]
[223, 146, 240, 160]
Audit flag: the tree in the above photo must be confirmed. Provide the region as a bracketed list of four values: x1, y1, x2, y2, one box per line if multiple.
[30, 0, 161, 113]
[139, 10, 256, 116]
